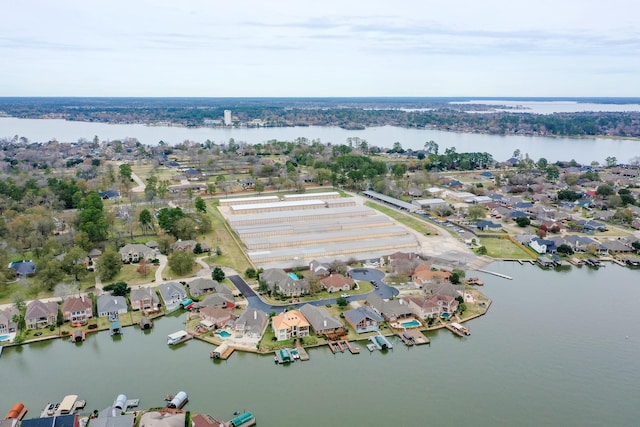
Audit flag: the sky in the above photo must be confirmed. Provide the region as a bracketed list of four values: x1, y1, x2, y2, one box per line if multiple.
[1, 0, 639, 97]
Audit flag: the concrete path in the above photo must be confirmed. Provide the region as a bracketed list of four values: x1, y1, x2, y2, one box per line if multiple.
[130, 171, 146, 193]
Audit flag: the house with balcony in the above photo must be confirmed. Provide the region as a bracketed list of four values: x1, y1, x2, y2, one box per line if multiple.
[233, 309, 268, 338]
[119, 243, 156, 264]
[158, 282, 187, 312]
[271, 309, 310, 341]
[130, 287, 160, 311]
[299, 303, 344, 336]
[406, 294, 459, 319]
[97, 294, 128, 318]
[260, 268, 310, 297]
[25, 300, 58, 329]
[61, 296, 93, 324]
[0, 307, 19, 334]
[343, 306, 384, 334]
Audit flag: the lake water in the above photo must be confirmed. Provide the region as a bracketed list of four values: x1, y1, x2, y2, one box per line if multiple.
[0, 117, 638, 164]
[1, 263, 639, 426]
[452, 100, 640, 114]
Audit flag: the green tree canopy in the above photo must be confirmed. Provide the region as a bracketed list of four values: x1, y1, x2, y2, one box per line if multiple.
[212, 266, 226, 282]
[168, 251, 195, 276]
[96, 249, 122, 281]
[194, 197, 207, 213]
[77, 191, 109, 242]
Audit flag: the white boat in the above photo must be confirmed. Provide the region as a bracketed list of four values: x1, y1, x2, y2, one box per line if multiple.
[167, 330, 190, 345]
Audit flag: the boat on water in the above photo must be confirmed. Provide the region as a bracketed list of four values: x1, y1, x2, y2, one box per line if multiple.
[449, 322, 471, 336]
[167, 330, 191, 345]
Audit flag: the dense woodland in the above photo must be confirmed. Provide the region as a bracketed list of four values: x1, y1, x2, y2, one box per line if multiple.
[1, 97, 639, 137]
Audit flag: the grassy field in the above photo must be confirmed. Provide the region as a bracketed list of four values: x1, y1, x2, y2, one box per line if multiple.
[364, 201, 439, 235]
[477, 237, 536, 259]
[202, 205, 253, 274]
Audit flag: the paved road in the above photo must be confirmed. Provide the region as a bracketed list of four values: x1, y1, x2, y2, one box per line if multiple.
[228, 268, 398, 314]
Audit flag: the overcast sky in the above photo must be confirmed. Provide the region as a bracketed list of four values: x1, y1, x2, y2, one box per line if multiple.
[2, 0, 639, 97]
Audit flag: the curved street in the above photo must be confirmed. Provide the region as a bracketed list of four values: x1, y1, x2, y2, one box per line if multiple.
[228, 267, 398, 314]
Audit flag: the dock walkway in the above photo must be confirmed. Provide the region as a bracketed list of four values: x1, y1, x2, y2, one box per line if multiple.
[295, 346, 310, 361]
[476, 269, 513, 280]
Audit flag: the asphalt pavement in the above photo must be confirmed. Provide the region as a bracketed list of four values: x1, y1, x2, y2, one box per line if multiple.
[228, 268, 398, 314]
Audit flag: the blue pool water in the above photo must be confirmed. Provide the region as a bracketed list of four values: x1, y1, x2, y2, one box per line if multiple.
[441, 313, 451, 319]
[401, 320, 421, 328]
[215, 330, 232, 338]
[0, 335, 10, 341]
[288, 273, 299, 280]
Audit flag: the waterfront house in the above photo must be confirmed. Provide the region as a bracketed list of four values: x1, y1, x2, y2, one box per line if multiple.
[271, 310, 310, 341]
[199, 306, 233, 328]
[21, 414, 80, 427]
[199, 292, 235, 309]
[61, 296, 93, 323]
[406, 295, 459, 319]
[158, 282, 187, 312]
[366, 294, 413, 322]
[529, 237, 557, 254]
[130, 286, 160, 311]
[139, 411, 184, 427]
[0, 306, 19, 334]
[97, 295, 128, 318]
[118, 243, 156, 263]
[191, 414, 226, 427]
[299, 303, 344, 336]
[25, 299, 58, 329]
[260, 268, 310, 297]
[343, 306, 384, 334]
[233, 309, 268, 338]
[321, 274, 354, 293]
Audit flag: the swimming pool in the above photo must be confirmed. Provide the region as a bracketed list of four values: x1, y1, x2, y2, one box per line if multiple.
[441, 313, 451, 320]
[215, 330, 232, 338]
[401, 320, 421, 328]
[0, 335, 10, 341]
[288, 273, 299, 280]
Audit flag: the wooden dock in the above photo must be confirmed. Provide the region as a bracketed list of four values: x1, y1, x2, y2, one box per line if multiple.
[444, 322, 471, 337]
[295, 346, 310, 361]
[342, 340, 360, 354]
[328, 340, 359, 354]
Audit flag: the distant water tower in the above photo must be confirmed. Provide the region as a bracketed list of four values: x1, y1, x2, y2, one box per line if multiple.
[224, 110, 232, 126]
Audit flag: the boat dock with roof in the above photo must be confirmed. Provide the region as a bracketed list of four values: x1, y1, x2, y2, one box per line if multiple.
[167, 330, 192, 345]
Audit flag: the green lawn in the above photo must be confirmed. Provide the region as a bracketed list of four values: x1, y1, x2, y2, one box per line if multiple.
[477, 237, 536, 259]
[104, 263, 160, 286]
[364, 201, 438, 235]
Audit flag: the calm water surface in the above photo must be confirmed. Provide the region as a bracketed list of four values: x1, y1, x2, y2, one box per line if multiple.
[0, 117, 638, 164]
[1, 263, 639, 426]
